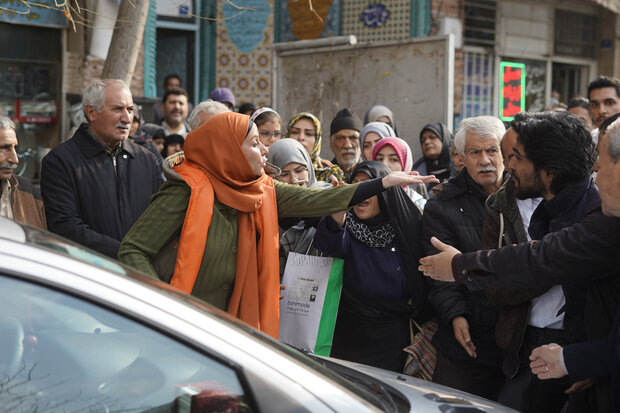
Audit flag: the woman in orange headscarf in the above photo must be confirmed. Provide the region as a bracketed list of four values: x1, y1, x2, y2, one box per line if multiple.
[119, 112, 437, 338]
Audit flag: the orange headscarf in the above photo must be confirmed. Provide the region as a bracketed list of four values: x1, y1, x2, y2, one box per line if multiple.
[170, 112, 280, 338]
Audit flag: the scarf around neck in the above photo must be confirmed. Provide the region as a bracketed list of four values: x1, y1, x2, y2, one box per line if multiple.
[170, 112, 280, 338]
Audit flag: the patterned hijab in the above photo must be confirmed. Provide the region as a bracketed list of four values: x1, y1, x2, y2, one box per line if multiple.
[345, 161, 428, 316]
[286, 112, 344, 183]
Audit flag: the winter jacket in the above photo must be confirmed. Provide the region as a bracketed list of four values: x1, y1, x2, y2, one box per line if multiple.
[482, 179, 549, 377]
[41, 124, 163, 258]
[119, 154, 359, 312]
[2, 175, 47, 229]
[454, 203, 620, 413]
[422, 169, 506, 367]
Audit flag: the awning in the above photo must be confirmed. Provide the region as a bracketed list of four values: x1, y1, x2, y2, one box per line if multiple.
[590, 0, 619, 13]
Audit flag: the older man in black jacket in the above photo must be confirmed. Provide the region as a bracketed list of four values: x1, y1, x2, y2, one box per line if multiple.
[422, 115, 507, 399]
[420, 112, 620, 412]
[41, 80, 162, 258]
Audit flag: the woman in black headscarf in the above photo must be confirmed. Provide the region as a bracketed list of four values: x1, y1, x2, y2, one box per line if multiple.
[313, 161, 431, 372]
[412, 123, 454, 192]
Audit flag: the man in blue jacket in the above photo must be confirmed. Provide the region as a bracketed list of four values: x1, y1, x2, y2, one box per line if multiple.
[41, 79, 163, 258]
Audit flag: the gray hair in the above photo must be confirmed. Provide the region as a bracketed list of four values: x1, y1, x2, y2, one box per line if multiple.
[0, 115, 15, 131]
[187, 99, 230, 130]
[82, 79, 129, 121]
[454, 115, 506, 155]
[605, 117, 620, 162]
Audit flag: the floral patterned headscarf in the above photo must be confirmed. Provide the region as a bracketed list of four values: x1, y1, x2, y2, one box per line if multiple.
[286, 112, 344, 183]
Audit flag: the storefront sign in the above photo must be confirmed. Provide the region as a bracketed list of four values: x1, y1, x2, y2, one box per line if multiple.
[499, 61, 525, 121]
[0, 0, 68, 28]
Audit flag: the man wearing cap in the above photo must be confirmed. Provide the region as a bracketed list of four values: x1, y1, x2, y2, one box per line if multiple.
[330, 108, 363, 180]
[209, 88, 236, 112]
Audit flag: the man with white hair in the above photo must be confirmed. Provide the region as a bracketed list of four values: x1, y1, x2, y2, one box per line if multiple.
[41, 79, 163, 258]
[421, 115, 506, 399]
[0, 115, 46, 229]
[418, 112, 620, 413]
[187, 99, 230, 130]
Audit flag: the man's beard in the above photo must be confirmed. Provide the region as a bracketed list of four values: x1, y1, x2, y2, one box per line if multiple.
[514, 171, 545, 200]
[336, 150, 359, 173]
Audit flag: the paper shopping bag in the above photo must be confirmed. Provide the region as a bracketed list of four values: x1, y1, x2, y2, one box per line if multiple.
[279, 252, 344, 356]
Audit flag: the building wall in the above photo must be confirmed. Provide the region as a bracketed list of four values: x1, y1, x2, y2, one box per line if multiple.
[213, 0, 274, 108]
[341, 0, 411, 42]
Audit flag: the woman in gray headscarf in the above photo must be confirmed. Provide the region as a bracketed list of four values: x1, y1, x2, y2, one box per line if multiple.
[364, 104, 397, 135]
[360, 121, 396, 161]
[267, 138, 328, 276]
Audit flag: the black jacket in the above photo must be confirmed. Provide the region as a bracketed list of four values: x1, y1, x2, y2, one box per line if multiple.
[41, 124, 163, 258]
[455, 204, 620, 413]
[422, 169, 505, 367]
[484, 177, 600, 377]
[563, 303, 620, 413]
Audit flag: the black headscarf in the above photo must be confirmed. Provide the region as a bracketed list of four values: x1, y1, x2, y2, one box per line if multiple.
[416, 122, 453, 189]
[346, 161, 430, 320]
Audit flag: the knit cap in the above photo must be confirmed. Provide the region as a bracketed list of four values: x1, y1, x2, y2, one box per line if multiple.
[209, 88, 236, 108]
[330, 108, 363, 136]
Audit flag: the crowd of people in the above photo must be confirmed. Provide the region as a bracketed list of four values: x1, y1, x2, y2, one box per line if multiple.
[1, 73, 620, 412]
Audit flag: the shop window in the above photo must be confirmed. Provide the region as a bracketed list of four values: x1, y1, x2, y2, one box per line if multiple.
[554, 10, 597, 59]
[464, 0, 497, 47]
[461, 50, 495, 118]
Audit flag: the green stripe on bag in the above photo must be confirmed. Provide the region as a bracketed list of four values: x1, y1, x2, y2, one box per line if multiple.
[314, 258, 344, 356]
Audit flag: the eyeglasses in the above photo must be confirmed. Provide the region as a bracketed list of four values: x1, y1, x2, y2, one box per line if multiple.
[259, 130, 282, 139]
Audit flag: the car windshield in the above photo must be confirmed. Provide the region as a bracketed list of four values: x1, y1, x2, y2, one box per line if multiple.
[16, 224, 409, 412]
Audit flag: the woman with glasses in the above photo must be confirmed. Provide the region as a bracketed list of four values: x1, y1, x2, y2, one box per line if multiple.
[286, 112, 345, 185]
[251, 107, 282, 148]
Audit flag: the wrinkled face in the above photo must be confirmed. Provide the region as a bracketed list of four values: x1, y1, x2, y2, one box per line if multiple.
[87, 84, 134, 148]
[568, 106, 594, 130]
[595, 132, 620, 217]
[589, 87, 620, 128]
[351, 172, 380, 220]
[258, 120, 282, 148]
[374, 144, 402, 172]
[152, 137, 164, 154]
[362, 132, 382, 160]
[166, 142, 183, 157]
[288, 118, 316, 155]
[277, 162, 309, 186]
[0, 128, 18, 181]
[241, 124, 268, 177]
[163, 94, 188, 127]
[462, 133, 504, 194]
[330, 129, 361, 172]
[508, 140, 546, 199]
[421, 130, 443, 160]
[501, 128, 518, 170]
